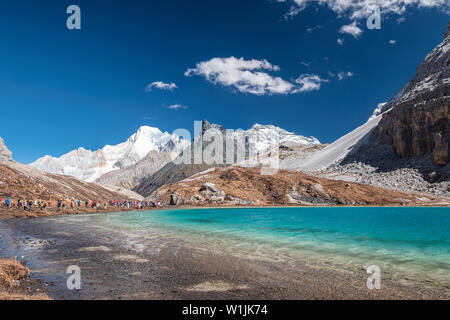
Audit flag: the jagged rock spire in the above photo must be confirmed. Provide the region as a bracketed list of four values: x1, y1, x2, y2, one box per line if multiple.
[0, 137, 13, 162]
[201, 119, 226, 135]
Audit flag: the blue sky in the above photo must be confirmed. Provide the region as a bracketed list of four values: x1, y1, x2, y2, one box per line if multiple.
[0, 0, 449, 163]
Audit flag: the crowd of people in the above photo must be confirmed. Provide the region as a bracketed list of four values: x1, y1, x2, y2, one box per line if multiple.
[0, 197, 162, 212]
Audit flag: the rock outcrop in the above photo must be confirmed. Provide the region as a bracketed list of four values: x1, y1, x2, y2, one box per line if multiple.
[0, 137, 13, 162]
[371, 22, 450, 166]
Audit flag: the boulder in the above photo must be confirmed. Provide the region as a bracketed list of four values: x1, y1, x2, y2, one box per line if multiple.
[190, 194, 205, 203]
[169, 193, 185, 206]
[200, 182, 219, 193]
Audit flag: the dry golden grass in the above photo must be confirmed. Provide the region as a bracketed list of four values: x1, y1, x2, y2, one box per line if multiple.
[0, 258, 51, 300]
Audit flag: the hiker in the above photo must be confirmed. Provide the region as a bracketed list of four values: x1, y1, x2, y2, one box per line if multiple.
[85, 200, 88, 208]
[57, 199, 62, 210]
[5, 197, 10, 209]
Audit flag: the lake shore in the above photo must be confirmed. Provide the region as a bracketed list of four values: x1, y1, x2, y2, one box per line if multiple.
[2, 200, 449, 223]
[0, 210, 449, 300]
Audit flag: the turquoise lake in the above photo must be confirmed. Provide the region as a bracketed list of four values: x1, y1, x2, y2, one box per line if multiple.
[50, 206, 450, 289]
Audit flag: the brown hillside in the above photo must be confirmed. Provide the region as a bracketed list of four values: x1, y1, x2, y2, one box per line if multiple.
[150, 166, 449, 207]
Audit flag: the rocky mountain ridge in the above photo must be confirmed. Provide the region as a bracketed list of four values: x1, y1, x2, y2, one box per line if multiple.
[372, 22, 449, 166]
[312, 23, 450, 196]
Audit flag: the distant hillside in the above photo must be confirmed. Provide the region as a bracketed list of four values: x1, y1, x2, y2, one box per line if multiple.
[0, 137, 141, 203]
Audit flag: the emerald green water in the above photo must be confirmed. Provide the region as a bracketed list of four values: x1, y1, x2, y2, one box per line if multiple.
[54, 206, 450, 289]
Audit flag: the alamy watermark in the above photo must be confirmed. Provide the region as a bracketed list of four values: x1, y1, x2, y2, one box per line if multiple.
[367, 6, 381, 30]
[366, 265, 381, 290]
[66, 265, 81, 290]
[169, 121, 280, 175]
[66, 5, 81, 30]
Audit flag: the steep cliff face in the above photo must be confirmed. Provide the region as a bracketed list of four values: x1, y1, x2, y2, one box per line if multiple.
[0, 137, 13, 162]
[374, 99, 448, 165]
[371, 23, 450, 166]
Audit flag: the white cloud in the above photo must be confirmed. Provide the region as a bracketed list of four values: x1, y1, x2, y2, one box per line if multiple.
[339, 21, 363, 38]
[389, 39, 397, 45]
[185, 57, 331, 95]
[185, 57, 296, 95]
[397, 17, 406, 24]
[146, 81, 177, 91]
[306, 25, 323, 33]
[337, 71, 354, 80]
[337, 38, 344, 45]
[294, 74, 328, 92]
[283, 0, 449, 20]
[167, 104, 187, 110]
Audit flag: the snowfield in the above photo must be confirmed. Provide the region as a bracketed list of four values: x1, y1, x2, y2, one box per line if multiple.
[282, 113, 384, 172]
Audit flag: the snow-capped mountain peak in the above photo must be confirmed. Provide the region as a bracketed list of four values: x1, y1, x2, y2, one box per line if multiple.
[30, 126, 189, 182]
[244, 123, 320, 149]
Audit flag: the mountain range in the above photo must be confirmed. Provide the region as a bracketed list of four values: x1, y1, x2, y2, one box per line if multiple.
[4, 22, 450, 205]
[31, 123, 320, 189]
